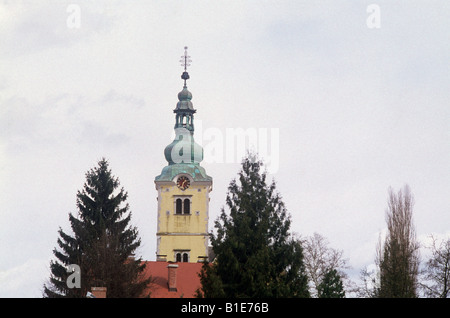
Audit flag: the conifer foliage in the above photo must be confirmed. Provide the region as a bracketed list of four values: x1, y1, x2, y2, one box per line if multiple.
[197, 154, 309, 297]
[43, 159, 149, 297]
[317, 269, 346, 298]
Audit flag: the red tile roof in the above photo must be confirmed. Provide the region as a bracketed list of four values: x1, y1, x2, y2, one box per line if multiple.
[141, 261, 203, 298]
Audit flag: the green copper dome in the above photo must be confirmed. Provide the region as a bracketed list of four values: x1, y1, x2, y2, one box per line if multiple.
[176, 87, 193, 110]
[155, 47, 211, 182]
[155, 163, 211, 182]
[163, 130, 203, 165]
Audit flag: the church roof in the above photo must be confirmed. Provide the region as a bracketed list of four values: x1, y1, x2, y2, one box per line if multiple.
[141, 261, 203, 298]
[155, 163, 212, 182]
[176, 87, 195, 111]
[155, 47, 212, 182]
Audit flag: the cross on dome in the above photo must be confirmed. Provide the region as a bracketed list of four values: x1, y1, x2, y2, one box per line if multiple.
[180, 46, 191, 87]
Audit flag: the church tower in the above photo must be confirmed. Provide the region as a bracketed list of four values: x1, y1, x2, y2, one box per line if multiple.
[155, 47, 212, 263]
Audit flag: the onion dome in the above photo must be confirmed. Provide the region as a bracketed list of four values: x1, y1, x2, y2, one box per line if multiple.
[176, 87, 194, 111]
[155, 47, 211, 183]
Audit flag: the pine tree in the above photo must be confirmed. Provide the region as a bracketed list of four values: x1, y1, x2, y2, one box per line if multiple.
[317, 269, 346, 298]
[197, 154, 309, 298]
[43, 158, 150, 298]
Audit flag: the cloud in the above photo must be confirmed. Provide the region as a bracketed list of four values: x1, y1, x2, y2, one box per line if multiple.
[0, 258, 49, 298]
[0, 1, 114, 57]
[0, 90, 147, 155]
[1, 1, 449, 297]
[79, 121, 130, 149]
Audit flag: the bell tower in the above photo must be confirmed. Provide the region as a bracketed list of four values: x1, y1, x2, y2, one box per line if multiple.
[155, 47, 212, 263]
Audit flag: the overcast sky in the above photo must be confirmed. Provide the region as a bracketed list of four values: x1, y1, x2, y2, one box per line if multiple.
[1, 1, 449, 297]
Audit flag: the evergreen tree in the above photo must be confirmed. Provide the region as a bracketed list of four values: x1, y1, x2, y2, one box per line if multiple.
[317, 269, 346, 298]
[43, 158, 150, 298]
[197, 154, 309, 298]
[195, 261, 226, 298]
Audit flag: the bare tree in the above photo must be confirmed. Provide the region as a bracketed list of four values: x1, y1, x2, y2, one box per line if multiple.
[358, 265, 378, 298]
[376, 185, 420, 298]
[303, 232, 353, 297]
[420, 235, 450, 298]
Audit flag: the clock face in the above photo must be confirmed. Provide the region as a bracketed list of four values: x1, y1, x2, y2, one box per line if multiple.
[176, 176, 190, 190]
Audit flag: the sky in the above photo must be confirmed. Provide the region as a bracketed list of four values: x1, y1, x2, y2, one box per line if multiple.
[1, 0, 449, 297]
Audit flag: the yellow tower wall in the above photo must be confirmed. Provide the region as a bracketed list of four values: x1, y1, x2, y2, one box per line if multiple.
[155, 180, 212, 263]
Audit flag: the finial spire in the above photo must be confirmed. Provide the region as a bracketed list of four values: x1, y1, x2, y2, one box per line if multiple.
[180, 46, 191, 87]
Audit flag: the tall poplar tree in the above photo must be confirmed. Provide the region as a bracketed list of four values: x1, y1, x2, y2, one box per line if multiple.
[43, 158, 150, 298]
[376, 185, 420, 298]
[197, 154, 309, 298]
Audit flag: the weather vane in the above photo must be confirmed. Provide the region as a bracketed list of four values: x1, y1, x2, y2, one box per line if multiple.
[180, 46, 191, 87]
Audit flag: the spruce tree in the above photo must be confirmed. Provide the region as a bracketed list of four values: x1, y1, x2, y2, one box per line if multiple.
[43, 158, 150, 298]
[317, 269, 345, 298]
[197, 154, 309, 298]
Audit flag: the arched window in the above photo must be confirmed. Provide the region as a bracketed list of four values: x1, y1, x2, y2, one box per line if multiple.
[174, 197, 192, 215]
[176, 199, 182, 214]
[174, 251, 189, 263]
[183, 199, 190, 215]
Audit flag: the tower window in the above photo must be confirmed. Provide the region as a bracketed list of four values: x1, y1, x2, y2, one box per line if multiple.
[174, 251, 190, 263]
[174, 196, 192, 215]
[176, 198, 183, 214]
[183, 199, 190, 214]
